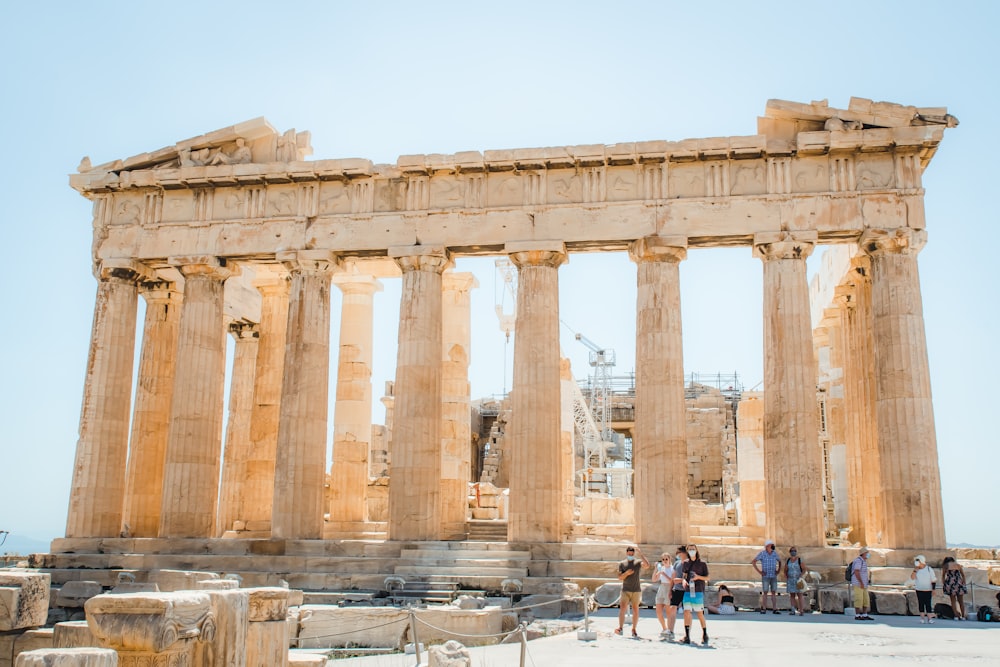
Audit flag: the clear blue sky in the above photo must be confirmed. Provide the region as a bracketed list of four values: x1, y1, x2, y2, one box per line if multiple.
[1, 1, 996, 547]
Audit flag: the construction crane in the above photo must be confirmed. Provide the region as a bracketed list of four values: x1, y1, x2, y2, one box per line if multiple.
[574, 333, 615, 442]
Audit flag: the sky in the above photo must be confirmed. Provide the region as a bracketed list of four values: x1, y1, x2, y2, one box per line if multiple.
[1, 1, 997, 549]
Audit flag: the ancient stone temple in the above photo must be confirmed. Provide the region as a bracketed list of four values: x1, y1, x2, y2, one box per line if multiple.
[65, 97, 956, 554]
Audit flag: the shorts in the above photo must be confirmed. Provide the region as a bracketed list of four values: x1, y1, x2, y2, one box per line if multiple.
[683, 591, 704, 612]
[655, 584, 670, 605]
[670, 589, 685, 607]
[717, 603, 736, 615]
[621, 590, 642, 607]
[852, 586, 868, 609]
[761, 576, 778, 593]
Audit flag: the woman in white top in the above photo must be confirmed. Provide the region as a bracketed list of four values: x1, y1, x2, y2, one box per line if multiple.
[910, 554, 938, 624]
[652, 552, 674, 637]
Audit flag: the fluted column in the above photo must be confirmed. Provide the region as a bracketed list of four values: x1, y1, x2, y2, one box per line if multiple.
[754, 232, 824, 547]
[328, 274, 383, 530]
[629, 236, 689, 545]
[835, 254, 885, 545]
[271, 250, 338, 539]
[440, 271, 478, 540]
[122, 280, 181, 538]
[387, 246, 452, 541]
[159, 256, 234, 538]
[217, 321, 259, 536]
[67, 259, 150, 538]
[507, 241, 568, 543]
[860, 228, 945, 548]
[242, 272, 290, 532]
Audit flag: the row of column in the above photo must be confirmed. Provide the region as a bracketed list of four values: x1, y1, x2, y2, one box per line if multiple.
[67, 228, 943, 548]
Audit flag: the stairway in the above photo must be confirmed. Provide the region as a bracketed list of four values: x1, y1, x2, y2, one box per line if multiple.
[466, 520, 508, 541]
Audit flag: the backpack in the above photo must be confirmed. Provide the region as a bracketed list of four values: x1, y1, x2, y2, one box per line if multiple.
[977, 605, 995, 622]
[844, 561, 853, 582]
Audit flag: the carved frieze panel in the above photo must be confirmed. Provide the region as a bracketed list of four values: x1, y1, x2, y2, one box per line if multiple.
[731, 160, 766, 196]
[318, 181, 350, 215]
[161, 192, 195, 224]
[112, 195, 142, 226]
[606, 166, 638, 202]
[855, 157, 894, 190]
[487, 172, 522, 208]
[668, 162, 704, 198]
[429, 175, 464, 209]
[547, 171, 578, 204]
[372, 178, 400, 213]
[790, 157, 829, 194]
[218, 189, 246, 220]
[266, 184, 298, 217]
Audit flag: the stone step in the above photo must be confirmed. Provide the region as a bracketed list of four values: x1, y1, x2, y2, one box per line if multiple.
[393, 565, 528, 578]
[398, 548, 531, 561]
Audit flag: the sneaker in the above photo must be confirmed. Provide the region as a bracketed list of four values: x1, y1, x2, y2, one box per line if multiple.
[682, 636, 691, 645]
[702, 632, 709, 646]
[855, 615, 864, 621]
[632, 630, 639, 638]
[614, 627, 622, 635]
[759, 608, 766, 614]
[863, 615, 875, 621]
[928, 618, 935, 624]
[659, 629, 669, 638]
[772, 610, 781, 614]
[920, 617, 927, 624]
[666, 630, 675, 641]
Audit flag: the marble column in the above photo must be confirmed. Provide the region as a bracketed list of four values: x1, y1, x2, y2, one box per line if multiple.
[629, 236, 689, 545]
[506, 241, 567, 543]
[328, 274, 382, 530]
[860, 228, 945, 548]
[243, 272, 290, 532]
[122, 280, 181, 538]
[67, 259, 150, 538]
[271, 250, 338, 540]
[440, 271, 478, 540]
[753, 232, 825, 547]
[217, 321, 259, 536]
[159, 256, 234, 538]
[387, 246, 451, 541]
[835, 254, 885, 545]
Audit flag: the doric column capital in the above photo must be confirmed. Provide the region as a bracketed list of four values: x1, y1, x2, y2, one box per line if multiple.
[752, 231, 817, 261]
[505, 240, 568, 269]
[442, 271, 479, 293]
[228, 320, 259, 341]
[389, 245, 452, 274]
[332, 273, 384, 295]
[859, 227, 927, 258]
[276, 249, 340, 275]
[99, 258, 156, 283]
[168, 255, 236, 281]
[251, 266, 291, 296]
[138, 279, 181, 304]
[628, 235, 687, 263]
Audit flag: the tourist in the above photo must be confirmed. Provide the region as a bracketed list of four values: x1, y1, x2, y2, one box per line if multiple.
[851, 546, 873, 621]
[666, 545, 688, 641]
[911, 554, 938, 624]
[707, 584, 736, 615]
[785, 546, 808, 616]
[750, 539, 783, 614]
[681, 543, 710, 645]
[941, 556, 968, 620]
[614, 545, 649, 637]
[652, 551, 673, 637]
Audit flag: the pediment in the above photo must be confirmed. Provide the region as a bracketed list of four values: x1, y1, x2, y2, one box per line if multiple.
[78, 117, 313, 174]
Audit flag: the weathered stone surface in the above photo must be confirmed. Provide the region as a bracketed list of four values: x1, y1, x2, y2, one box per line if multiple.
[197, 589, 248, 667]
[413, 607, 502, 647]
[85, 591, 215, 656]
[55, 583, 102, 609]
[13, 630, 54, 665]
[287, 653, 326, 666]
[145, 570, 218, 593]
[195, 580, 239, 590]
[297, 606, 408, 649]
[593, 583, 621, 607]
[428, 640, 471, 667]
[516, 595, 563, 619]
[247, 587, 289, 622]
[0, 572, 51, 632]
[14, 648, 118, 667]
[52, 623, 96, 650]
[871, 590, 908, 615]
[818, 588, 848, 613]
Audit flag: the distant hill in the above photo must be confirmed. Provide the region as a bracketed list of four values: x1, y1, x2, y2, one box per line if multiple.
[948, 542, 999, 550]
[1, 534, 52, 557]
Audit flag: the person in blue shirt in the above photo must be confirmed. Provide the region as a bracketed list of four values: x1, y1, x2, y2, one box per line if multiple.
[750, 539, 783, 614]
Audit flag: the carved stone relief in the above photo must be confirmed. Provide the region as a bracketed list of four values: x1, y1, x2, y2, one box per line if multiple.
[318, 181, 350, 215]
[668, 162, 704, 198]
[487, 173, 522, 208]
[791, 157, 829, 193]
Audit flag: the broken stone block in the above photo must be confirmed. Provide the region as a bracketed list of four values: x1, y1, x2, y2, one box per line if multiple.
[871, 590, 908, 615]
[14, 647, 118, 667]
[429, 640, 471, 667]
[52, 622, 96, 649]
[55, 583, 102, 609]
[818, 588, 847, 613]
[0, 572, 51, 632]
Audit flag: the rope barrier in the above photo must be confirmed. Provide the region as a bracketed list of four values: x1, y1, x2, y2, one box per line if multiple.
[413, 615, 528, 641]
[287, 615, 409, 645]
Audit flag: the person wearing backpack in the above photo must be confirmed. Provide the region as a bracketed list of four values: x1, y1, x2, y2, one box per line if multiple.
[851, 546, 873, 621]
